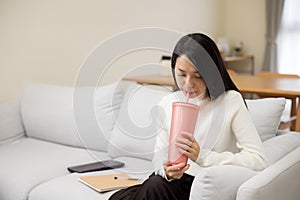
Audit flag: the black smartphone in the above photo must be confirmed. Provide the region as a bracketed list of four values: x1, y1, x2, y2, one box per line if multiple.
[67, 160, 125, 173]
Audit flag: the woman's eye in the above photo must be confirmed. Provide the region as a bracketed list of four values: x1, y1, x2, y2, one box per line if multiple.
[195, 74, 202, 79]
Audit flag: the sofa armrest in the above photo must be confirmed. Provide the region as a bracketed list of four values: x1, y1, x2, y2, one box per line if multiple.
[0, 100, 25, 144]
[237, 146, 300, 200]
[189, 165, 256, 200]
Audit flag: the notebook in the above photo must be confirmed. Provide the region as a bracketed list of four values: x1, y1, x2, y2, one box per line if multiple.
[79, 173, 142, 193]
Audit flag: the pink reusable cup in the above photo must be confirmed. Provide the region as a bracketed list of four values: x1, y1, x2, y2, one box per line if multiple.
[168, 102, 200, 165]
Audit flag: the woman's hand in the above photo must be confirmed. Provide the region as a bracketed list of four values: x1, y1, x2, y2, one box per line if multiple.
[164, 161, 189, 180]
[176, 131, 200, 162]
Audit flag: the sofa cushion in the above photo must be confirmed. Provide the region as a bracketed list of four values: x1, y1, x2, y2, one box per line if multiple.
[190, 165, 256, 200]
[94, 82, 124, 143]
[75, 82, 124, 151]
[0, 100, 25, 144]
[0, 138, 110, 200]
[263, 132, 300, 165]
[237, 146, 300, 200]
[108, 84, 171, 160]
[245, 98, 286, 141]
[28, 156, 153, 200]
[21, 83, 123, 151]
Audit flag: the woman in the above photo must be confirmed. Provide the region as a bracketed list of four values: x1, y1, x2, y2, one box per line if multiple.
[109, 33, 266, 200]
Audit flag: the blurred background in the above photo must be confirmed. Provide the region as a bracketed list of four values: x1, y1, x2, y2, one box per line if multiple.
[0, 0, 272, 102]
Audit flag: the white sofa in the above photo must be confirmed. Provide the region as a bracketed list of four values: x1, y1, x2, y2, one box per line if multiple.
[1, 81, 300, 200]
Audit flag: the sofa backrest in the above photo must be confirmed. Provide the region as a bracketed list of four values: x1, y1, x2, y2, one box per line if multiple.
[245, 98, 286, 142]
[0, 100, 25, 144]
[107, 83, 172, 160]
[107, 84, 286, 161]
[19, 82, 286, 160]
[21, 82, 124, 152]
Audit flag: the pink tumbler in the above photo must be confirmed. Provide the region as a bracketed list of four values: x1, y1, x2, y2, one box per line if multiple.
[168, 102, 200, 165]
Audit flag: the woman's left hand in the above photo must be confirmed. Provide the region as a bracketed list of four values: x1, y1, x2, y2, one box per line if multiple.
[176, 131, 200, 162]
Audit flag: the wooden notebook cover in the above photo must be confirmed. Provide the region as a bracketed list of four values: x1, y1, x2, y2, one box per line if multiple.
[79, 173, 141, 193]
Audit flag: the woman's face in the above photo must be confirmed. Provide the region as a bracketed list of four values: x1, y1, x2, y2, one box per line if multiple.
[174, 55, 207, 98]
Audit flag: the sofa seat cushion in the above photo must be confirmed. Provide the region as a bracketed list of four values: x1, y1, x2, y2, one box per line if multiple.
[0, 138, 110, 200]
[28, 156, 153, 200]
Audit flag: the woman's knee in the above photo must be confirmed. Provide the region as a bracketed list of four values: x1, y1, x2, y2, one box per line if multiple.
[143, 174, 166, 189]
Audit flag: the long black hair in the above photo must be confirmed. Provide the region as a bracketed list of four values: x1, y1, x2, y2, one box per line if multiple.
[171, 33, 240, 100]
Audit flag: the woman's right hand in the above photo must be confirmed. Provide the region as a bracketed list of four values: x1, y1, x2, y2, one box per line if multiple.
[164, 161, 190, 180]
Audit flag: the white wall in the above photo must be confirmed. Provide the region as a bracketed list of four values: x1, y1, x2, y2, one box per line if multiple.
[223, 0, 265, 74]
[0, 0, 266, 102]
[0, 0, 225, 102]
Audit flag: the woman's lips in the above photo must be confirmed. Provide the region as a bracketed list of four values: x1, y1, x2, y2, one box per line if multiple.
[185, 91, 197, 96]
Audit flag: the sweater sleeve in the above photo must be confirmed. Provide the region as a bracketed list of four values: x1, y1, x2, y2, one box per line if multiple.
[152, 128, 172, 180]
[152, 97, 171, 179]
[196, 92, 267, 171]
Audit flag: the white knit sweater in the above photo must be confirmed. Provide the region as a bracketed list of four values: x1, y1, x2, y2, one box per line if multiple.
[152, 90, 267, 179]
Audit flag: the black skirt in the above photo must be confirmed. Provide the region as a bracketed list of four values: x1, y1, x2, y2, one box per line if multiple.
[108, 173, 194, 200]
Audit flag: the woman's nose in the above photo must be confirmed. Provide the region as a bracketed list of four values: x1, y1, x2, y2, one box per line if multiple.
[186, 77, 194, 88]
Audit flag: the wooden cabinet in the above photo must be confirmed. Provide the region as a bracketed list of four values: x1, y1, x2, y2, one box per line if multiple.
[224, 55, 254, 75]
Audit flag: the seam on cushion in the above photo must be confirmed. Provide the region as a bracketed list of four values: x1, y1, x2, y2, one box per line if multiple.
[266, 145, 300, 166]
[202, 172, 210, 200]
[0, 133, 25, 145]
[200, 169, 215, 200]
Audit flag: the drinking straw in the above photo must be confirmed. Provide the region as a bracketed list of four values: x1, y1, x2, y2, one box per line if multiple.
[186, 92, 190, 103]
